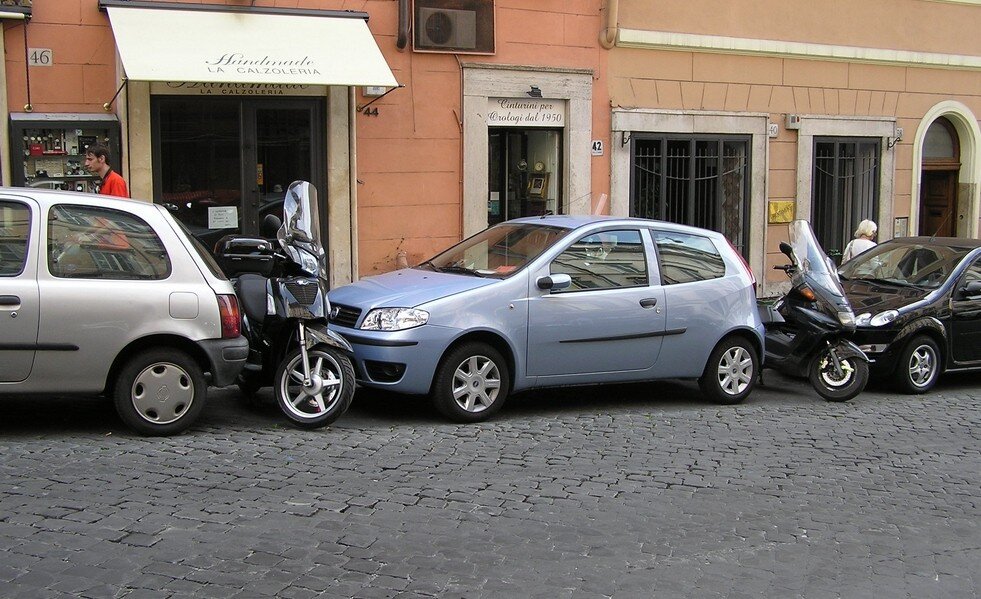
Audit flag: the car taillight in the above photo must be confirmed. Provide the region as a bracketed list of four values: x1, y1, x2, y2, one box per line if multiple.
[217, 294, 241, 338]
[727, 238, 756, 293]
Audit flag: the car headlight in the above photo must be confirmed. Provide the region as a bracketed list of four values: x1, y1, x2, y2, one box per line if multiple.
[855, 312, 872, 326]
[837, 311, 855, 326]
[869, 310, 899, 327]
[360, 308, 429, 331]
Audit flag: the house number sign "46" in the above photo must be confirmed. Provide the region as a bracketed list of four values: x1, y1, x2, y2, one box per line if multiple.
[28, 49, 53, 67]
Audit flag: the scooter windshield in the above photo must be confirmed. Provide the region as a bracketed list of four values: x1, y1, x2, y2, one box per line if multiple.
[279, 180, 327, 278]
[787, 220, 847, 299]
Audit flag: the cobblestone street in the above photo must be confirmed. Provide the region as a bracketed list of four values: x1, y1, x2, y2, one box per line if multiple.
[1, 372, 979, 598]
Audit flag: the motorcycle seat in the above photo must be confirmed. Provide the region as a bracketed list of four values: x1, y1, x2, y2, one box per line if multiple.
[234, 273, 268, 325]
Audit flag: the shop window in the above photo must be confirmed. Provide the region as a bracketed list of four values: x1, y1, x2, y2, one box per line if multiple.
[812, 138, 879, 262]
[630, 136, 749, 258]
[488, 128, 562, 226]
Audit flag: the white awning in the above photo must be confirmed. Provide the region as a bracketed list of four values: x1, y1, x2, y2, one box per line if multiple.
[105, 7, 398, 87]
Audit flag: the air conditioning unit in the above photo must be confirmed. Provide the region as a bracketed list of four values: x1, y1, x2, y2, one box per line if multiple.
[417, 7, 477, 50]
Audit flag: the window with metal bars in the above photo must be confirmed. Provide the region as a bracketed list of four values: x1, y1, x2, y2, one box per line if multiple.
[630, 135, 750, 258]
[812, 138, 879, 263]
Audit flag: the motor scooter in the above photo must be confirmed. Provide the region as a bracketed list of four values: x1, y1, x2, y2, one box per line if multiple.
[759, 220, 869, 401]
[214, 181, 356, 428]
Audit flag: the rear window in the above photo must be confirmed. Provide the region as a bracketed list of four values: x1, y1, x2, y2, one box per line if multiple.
[0, 200, 30, 276]
[653, 230, 725, 285]
[48, 204, 171, 280]
[169, 213, 229, 281]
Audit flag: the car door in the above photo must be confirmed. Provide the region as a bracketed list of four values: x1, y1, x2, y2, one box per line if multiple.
[0, 197, 40, 383]
[949, 255, 981, 363]
[526, 228, 666, 378]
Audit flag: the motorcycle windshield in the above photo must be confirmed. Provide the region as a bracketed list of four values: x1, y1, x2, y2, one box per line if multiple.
[787, 220, 848, 301]
[279, 180, 327, 278]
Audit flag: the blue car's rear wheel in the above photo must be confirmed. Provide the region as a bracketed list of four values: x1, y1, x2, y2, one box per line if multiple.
[432, 342, 509, 423]
[699, 337, 757, 405]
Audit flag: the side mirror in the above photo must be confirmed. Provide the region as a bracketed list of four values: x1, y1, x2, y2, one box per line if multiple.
[537, 273, 572, 291]
[958, 280, 981, 299]
[779, 241, 794, 259]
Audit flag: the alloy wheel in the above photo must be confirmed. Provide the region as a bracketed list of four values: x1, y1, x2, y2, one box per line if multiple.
[451, 355, 501, 413]
[715, 346, 754, 396]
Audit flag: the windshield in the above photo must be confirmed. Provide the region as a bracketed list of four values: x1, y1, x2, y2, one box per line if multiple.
[788, 220, 846, 297]
[278, 180, 326, 278]
[838, 241, 967, 289]
[421, 223, 567, 278]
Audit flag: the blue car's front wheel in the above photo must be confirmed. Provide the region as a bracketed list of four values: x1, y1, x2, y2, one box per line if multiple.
[432, 341, 510, 423]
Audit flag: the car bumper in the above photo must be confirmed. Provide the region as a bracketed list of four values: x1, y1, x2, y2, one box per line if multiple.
[852, 327, 900, 374]
[198, 336, 250, 387]
[333, 324, 457, 395]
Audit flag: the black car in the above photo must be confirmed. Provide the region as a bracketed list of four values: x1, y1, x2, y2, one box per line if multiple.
[837, 237, 981, 393]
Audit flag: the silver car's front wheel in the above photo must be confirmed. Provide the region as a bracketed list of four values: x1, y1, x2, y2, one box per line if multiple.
[699, 337, 757, 405]
[432, 342, 510, 423]
[113, 349, 205, 436]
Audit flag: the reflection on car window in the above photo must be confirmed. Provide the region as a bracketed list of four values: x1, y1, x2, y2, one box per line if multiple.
[653, 230, 725, 285]
[0, 201, 31, 276]
[962, 258, 981, 285]
[425, 223, 566, 278]
[550, 229, 648, 292]
[48, 204, 171, 280]
[838, 242, 968, 289]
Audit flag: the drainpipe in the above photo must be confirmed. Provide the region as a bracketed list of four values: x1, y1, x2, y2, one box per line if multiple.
[396, 0, 409, 50]
[599, 0, 619, 49]
[349, 86, 359, 282]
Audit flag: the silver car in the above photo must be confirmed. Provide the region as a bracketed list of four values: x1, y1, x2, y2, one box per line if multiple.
[328, 216, 764, 422]
[0, 188, 248, 435]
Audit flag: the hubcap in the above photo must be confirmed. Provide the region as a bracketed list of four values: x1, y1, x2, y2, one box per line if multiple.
[452, 355, 501, 413]
[715, 347, 753, 396]
[132, 362, 194, 424]
[818, 354, 856, 388]
[908, 345, 937, 387]
[280, 351, 343, 419]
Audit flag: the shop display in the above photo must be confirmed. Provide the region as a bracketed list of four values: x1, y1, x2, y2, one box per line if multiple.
[9, 113, 121, 194]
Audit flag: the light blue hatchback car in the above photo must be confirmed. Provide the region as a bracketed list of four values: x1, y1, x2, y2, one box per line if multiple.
[328, 216, 764, 422]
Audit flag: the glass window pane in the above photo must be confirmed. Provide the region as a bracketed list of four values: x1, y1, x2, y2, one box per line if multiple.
[924, 119, 956, 159]
[48, 204, 171, 280]
[551, 229, 648, 292]
[812, 138, 880, 263]
[653, 230, 725, 285]
[0, 201, 30, 276]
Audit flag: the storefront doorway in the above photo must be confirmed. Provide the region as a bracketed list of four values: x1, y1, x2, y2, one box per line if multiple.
[487, 127, 562, 226]
[152, 97, 325, 249]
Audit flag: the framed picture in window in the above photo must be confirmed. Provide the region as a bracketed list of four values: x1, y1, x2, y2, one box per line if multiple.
[528, 173, 549, 198]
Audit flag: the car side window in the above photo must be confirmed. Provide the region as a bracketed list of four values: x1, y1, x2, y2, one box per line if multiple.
[653, 230, 725, 285]
[962, 257, 981, 284]
[48, 204, 171, 280]
[550, 229, 648, 292]
[0, 201, 31, 276]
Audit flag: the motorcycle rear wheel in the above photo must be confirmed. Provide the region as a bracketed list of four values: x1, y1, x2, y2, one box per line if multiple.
[809, 346, 869, 402]
[274, 344, 355, 429]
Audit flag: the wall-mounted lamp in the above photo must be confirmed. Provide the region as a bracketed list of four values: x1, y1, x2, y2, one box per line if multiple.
[526, 85, 542, 98]
[887, 127, 904, 149]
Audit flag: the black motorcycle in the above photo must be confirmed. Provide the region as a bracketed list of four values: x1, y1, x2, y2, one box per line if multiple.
[215, 181, 355, 428]
[759, 220, 869, 401]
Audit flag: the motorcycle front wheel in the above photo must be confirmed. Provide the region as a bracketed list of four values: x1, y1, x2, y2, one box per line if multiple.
[809, 345, 869, 402]
[274, 344, 355, 429]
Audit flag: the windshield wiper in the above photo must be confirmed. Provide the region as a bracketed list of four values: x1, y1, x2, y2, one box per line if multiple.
[852, 276, 919, 288]
[417, 260, 437, 271]
[438, 265, 486, 277]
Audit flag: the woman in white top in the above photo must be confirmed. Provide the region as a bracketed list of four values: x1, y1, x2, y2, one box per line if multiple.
[841, 219, 877, 263]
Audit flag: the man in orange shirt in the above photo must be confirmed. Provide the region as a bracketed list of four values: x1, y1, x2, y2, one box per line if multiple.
[83, 143, 129, 198]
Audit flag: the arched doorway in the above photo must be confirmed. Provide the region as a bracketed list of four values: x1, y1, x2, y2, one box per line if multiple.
[919, 117, 960, 237]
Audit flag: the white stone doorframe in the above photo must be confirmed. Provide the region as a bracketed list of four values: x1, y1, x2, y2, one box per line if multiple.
[910, 101, 981, 238]
[794, 115, 896, 242]
[610, 109, 769, 287]
[462, 63, 593, 237]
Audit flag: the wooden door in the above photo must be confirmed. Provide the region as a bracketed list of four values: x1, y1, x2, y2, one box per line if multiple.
[919, 170, 957, 237]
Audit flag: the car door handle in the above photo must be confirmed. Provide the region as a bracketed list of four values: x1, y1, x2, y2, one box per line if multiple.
[639, 298, 658, 308]
[0, 295, 20, 307]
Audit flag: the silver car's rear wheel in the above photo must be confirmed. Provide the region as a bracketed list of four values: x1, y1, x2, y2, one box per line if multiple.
[699, 337, 758, 405]
[113, 349, 206, 436]
[432, 342, 509, 423]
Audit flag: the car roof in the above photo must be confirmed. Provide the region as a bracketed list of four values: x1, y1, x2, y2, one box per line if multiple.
[0, 186, 161, 214]
[882, 236, 981, 249]
[507, 214, 726, 238]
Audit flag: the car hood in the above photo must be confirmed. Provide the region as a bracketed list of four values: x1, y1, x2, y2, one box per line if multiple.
[328, 267, 498, 311]
[841, 279, 931, 313]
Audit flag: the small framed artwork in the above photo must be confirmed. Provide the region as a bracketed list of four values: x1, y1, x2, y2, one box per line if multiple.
[528, 173, 549, 198]
[894, 217, 908, 238]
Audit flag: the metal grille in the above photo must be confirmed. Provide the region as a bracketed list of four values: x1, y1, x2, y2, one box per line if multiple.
[329, 303, 362, 328]
[813, 138, 879, 262]
[631, 136, 749, 258]
[284, 281, 319, 305]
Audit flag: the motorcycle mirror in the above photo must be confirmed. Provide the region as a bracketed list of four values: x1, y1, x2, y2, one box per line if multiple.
[779, 241, 794, 259]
